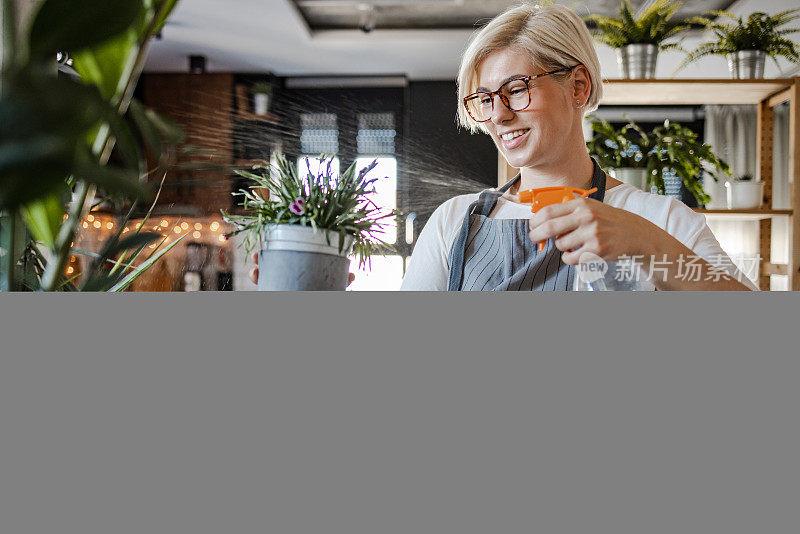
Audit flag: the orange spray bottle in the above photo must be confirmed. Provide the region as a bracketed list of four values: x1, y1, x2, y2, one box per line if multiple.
[517, 186, 597, 252]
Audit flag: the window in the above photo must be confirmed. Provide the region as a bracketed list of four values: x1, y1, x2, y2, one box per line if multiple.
[300, 113, 338, 154]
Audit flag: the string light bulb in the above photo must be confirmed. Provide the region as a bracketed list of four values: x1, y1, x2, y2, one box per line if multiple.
[180, 222, 189, 230]
[93, 221, 101, 228]
[194, 223, 202, 230]
[210, 221, 220, 231]
[193, 231, 201, 238]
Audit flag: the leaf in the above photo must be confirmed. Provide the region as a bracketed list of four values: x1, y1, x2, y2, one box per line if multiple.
[144, 107, 185, 145]
[74, 153, 150, 200]
[28, 0, 145, 59]
[71, 29, 139, 102]
[21, 192, 66, 248]
[108, 232, 188, 291]
[128, 100, 166, 158]
[102, 231, 162, 259]
[151, 0, 180, 33]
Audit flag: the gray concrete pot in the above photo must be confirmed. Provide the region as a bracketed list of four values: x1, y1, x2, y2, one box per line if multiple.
[727, 50, 766, 79]
[617, 44, 658, 79]
[258, 224, 354, 291]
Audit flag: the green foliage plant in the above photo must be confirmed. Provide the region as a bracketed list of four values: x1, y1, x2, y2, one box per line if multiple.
[584, 0, 690, 51]
[222, 153, 399, 268]
[677, 10, 800, 71]
[250, 82, 272, 95]
[586, 116, 731, 206]
[0, 0, 184, 291]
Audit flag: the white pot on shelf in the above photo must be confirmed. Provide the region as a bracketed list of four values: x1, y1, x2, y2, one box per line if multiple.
[253, 93, 271, 115]
[725, 180, 764, 209]
[703, 174, 728, 208]
[610, 167, 648, 191]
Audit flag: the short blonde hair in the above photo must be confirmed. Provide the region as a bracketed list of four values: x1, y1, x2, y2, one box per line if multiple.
[456, 2, 603, 132]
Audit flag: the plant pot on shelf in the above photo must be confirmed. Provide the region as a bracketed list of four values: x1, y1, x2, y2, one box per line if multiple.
[725, 180, 764, 209]
[610, 167, 648, 190]
[257, 224, 354, 291]
[617, 44, 658, 79]
[727, 50, 766, 79]
[253, 93, 271, 115]
[703, 174, 728, 209]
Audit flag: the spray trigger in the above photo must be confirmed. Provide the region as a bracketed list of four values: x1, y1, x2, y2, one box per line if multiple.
[517, 186, 598, 252]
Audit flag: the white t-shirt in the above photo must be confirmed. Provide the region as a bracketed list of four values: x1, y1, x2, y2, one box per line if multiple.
[400, 183, 758, 291]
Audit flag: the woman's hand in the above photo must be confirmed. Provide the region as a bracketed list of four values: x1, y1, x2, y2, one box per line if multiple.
[248, 252, 356, 286]
[528, 197, 651, 265]
[528, 198, 752, 290]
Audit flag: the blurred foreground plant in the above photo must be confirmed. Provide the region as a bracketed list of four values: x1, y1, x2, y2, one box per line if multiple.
[0, 0, 186, 291]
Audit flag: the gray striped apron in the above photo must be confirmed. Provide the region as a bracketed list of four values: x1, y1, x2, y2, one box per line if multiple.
[447, 158, 607, 291]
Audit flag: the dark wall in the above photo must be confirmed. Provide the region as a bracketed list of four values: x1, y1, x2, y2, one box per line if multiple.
[405, 81, 498, 226]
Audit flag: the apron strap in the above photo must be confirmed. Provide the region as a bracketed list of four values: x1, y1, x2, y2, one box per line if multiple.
[446, 158, 607, 291]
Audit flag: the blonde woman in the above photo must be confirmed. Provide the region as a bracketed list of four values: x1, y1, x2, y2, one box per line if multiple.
[400, 2, 755, 291]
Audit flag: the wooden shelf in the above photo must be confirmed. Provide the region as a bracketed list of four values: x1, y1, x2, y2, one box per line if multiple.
[601, 79, 793, 106]
[693, 208, 793, 220]
[235, 112, 279, 123]
[235, 158, 269, 167]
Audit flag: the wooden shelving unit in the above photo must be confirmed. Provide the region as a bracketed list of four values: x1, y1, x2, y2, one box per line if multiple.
[498, 77, 800, 290]
[694, 208, 793, 220]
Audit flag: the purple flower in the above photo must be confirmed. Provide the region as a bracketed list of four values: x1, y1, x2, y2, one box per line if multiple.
[294, 197, 306, 207]
[289, 202, 305, 216]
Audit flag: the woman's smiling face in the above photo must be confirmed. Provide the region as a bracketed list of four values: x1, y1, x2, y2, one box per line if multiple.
[475, 47, 577, 170]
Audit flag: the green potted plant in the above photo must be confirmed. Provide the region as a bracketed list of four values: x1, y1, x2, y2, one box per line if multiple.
[725, 173, 764, 209]
[586, 116, 731, 206]
[677, 10, 800, 78]
[586, 117, 650, 190]
[585, 0, 690, 79]
[222, 153, 398, 291]
[250, 82, 273, 115]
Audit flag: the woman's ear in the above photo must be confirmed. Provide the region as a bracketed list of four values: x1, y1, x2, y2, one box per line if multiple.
[572, 65, 591, 105]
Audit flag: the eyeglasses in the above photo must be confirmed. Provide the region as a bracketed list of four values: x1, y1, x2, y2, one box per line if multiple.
[463, 66, 575, 123]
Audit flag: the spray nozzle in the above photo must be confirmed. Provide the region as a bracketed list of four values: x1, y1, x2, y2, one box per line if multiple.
[517, 186, 597, 252]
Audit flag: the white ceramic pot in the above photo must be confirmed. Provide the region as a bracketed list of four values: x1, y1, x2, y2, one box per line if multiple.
[253, 93, 270, 115]
[703, 174, 727, 208]
[258, 224, 354, 291]
[611, 167, 648, 190]
[725, 180, 764, 209]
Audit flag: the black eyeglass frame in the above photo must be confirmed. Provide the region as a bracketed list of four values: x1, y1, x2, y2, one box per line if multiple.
[463, 66, 576, 123]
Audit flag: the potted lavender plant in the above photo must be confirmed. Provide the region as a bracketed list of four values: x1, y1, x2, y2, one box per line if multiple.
[222, 153, 398, 291]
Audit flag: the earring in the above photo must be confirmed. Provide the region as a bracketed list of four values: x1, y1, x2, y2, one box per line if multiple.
[576, 100, 582, 106]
